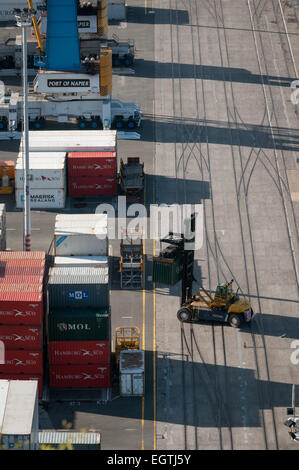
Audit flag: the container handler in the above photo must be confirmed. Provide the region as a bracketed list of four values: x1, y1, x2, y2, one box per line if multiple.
[153, 214, 253, 328]
[119, 157, 144, 202]
[177, 279, 253, 328]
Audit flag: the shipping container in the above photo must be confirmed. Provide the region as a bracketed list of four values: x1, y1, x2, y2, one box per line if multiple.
[0, 325, 42, 350]
[15, 188, 66, 209]
[0, 291, 43, 325]
[21, 130, 117, 153]
[0, 375, 43, 399]
[49, 364, 110, 389]
[15, 152, 66, 189]
[53, 255, 108, 268]
[0, 259, 45, 278]
[48, 266, 109, 309]
[38, 430, 101, 450]
[152, 255, 184, 285]
[54, 213, 108, 256]
[119, 350, 145, 397]
[0, 274, 44, 285]
[0, 284, 43, 293]
[48, 309, 110, 342]
[0, 379, 39, 450]
[48, 340, 110, 364]
[0, 252, 46, 261]
[68, 176, 117, 197]
[67, 151, 116, 177]
[0, 350, 43, 374]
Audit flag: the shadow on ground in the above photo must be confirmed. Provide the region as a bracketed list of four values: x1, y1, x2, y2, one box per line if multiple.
[133, 59, 295, 87]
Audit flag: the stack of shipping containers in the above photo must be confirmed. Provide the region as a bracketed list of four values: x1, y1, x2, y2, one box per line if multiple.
[20, 130, 117, 200]
[15, 151, 67, 210]
[67, 151, 117, 197]
[47, 214, 111, 390]
[0, 252, 46, 398]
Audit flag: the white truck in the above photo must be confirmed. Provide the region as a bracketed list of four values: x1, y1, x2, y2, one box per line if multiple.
[0, 90, 141, 132]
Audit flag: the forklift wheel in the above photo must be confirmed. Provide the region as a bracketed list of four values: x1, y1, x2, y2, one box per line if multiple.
[228, 313, 243, 328]
[177, 308, 191, 322]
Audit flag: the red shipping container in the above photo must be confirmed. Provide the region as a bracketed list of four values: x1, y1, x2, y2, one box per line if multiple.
[0, 284, 43, 293]
[0, 373, 43, 398]
[0, 349, 43, 373]
[68, 152, 116, 177]
[0, 251, 46, 261]
[0, 259, 45, 278]
[0, 259, 45, 286]
[0, 325, 42, 350]
[0, 292, 43, 325]
[48, 340, 110, 364]
[0, 275, 44, 285]
[68, 176, 117, 197]
[49, 364, 110, 389]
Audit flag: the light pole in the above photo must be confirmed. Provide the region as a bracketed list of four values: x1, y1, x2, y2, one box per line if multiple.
[14, 8, 35, 251]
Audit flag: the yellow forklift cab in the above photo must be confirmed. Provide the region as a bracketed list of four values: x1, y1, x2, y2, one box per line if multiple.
[215, 281, 233, 300]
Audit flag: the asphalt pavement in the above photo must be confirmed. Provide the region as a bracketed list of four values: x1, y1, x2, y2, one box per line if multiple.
[0, 0, 299, 451]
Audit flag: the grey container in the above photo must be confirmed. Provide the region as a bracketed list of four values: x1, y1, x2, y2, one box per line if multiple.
[38, 430, 101, 450]
[48, 266, 109, 309]
[0, 379, 39, 450]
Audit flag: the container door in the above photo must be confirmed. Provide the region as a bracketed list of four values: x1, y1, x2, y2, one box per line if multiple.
[120, 373, 132, 396]
[132, 374, 144, 396]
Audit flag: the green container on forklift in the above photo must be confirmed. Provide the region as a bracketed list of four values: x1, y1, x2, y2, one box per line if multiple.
[152, 256, 184, 285]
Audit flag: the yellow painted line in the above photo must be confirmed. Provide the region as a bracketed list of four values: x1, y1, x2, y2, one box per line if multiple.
[141, 163, 147, 451]
[153, 243, 156, 450]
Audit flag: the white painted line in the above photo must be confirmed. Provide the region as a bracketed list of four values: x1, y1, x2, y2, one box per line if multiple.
[121, 316, 133, 319]
[278, 0, 298, 77]
[248, 0, 299, 288]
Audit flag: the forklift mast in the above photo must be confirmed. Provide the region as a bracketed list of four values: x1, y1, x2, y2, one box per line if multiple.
[159, 213, 196, 306]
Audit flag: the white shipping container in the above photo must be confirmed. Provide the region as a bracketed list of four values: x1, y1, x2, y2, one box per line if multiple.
[20, 130, 117, 153]
[54, 213, 108, 255]
[15, 188, 66, 209]
[54, 255, 108, 267]
[0, 380, 39, 450]
[119, 350, 144, 397]
[15, 153, 66, 189]
[55, 217, 108, 230]
[54, 233, 108, 256]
